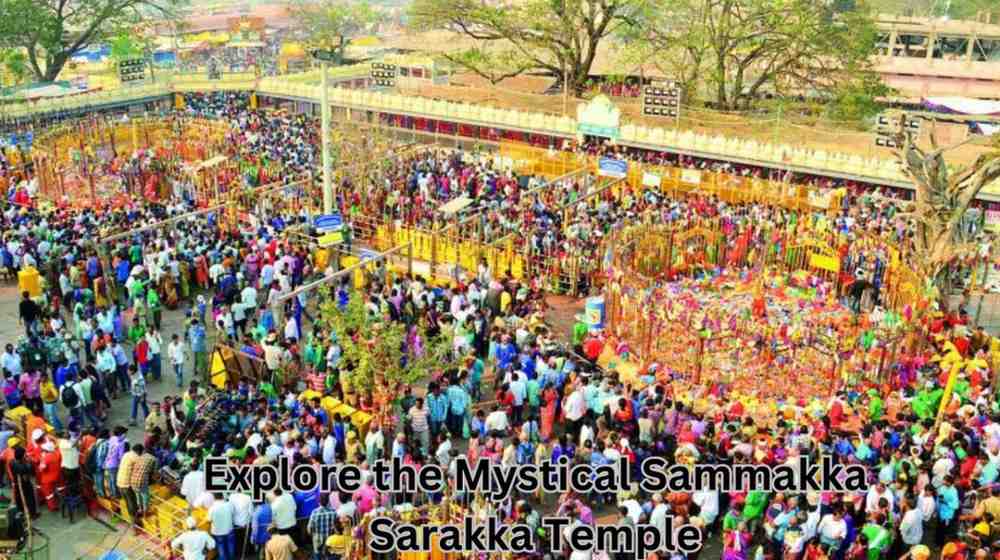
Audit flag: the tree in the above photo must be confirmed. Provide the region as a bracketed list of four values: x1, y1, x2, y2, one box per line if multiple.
[0, 49, 28, 85]
[894, 124, 1000, 296]
[289, 0, 378, 63]
[0, 0, 183, 82]
[631, 0, 883, 111]
[409, 0, 648, 94]
[318, 292, 458, 397]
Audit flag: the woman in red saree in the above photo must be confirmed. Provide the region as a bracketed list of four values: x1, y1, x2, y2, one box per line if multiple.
[539, 384, 558, 441]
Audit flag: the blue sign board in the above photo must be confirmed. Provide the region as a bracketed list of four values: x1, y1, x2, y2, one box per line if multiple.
[597, 157, 628, 179]
[314, 214, 343, 233]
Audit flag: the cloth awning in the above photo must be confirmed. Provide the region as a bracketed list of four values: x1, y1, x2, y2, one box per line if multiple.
[437, 196, 474, 215]
[923, 96, 1000, 116]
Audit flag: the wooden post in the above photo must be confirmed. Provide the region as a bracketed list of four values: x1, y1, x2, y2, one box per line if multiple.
[407, 241, 413, 278]
[666, 227, 674, 279]
[694, 335, 705, 385]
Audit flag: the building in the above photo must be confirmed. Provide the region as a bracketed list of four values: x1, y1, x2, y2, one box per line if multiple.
[874, 14, 1000, 98]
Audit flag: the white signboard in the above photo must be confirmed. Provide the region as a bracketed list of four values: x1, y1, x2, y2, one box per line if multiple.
[642, 172, 662, 187]
[680, 169, 702, 185]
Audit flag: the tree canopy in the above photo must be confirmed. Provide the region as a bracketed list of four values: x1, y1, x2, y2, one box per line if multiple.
[409, 0, 648, 94]
[289, 0, 379, 63]
[0, 0, 184, 82]
[628, 0, 883, 111]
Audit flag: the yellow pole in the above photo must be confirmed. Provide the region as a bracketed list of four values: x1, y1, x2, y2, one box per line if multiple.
[935, 362, 963, 428]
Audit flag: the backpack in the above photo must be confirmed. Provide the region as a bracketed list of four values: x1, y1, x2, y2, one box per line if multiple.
[61, 383, 79, 408]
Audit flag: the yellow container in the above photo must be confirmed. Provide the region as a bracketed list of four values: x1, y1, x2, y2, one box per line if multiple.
[150, 484, 173, 500]
[351, 410, 372, 438]
[314, 249, 330, 272]
[17, 267, 41, 298]
[331, 404, 356, 419]
[299, 389, 322, 402]
[4, 406, 31, 424]
[340, 256, 366, 290]
[321, 396, 341, 413]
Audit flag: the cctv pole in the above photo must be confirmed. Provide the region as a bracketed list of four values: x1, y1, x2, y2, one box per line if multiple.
[321, 59, 333, 214]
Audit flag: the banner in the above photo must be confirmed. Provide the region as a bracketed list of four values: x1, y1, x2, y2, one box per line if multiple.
[680, 169, 702, 185]
[642, 172, 661, 187]
[318, 231, 344, 246]
[598, 157, 628, 179]
[314, 214, 343, 233]
[809, 253, 840, 273]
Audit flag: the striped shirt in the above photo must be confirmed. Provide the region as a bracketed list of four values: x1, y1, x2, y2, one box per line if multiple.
[409, 406, 429, 433]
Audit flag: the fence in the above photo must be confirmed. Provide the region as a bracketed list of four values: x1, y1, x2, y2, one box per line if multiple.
[605, 221, 921, 386]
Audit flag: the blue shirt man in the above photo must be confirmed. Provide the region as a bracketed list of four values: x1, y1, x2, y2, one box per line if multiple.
[188, 323, 207, 353]
[115, 260, 131, 284]
[427, 391, 448, 423]
[251, 503, 272, 548]
[447, 384, 469, 416]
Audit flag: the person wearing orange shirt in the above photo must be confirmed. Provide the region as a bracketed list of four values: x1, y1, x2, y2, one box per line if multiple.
[36, 439, 62, 511]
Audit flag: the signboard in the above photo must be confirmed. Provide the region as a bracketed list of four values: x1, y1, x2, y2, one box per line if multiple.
[311, 49, 340, 63]
[680, 169, 702, 185]
[577, 95, 621, 140]
[807, 190, 831, 209]
[359, 249, 380, 262]
[370, 62, 397, 88]
[578, 123, 619, 140]
[118, 58, 147, 83]
[642, 81, 681, 119]
[318, 231, 343, 246]
[642, 172, 661, 187]
[314, 213, 343, 233]
[986, 210, 1000, 227]
[597, 157, 628, 179]
[809, 253, 840, 273]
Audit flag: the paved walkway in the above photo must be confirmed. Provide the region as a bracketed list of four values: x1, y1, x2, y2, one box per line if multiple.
[0, 281, 205, 559]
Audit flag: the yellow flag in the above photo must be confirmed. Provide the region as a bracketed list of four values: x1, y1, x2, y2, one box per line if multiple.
[936, 362, 963, 425]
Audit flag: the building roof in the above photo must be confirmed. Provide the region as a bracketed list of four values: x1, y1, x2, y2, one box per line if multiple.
[875, 13, 1000, 38]
[155, 3, 293, 35]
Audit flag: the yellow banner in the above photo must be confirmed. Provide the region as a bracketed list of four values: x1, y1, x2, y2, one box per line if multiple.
[809, 253, 840, 272]
[318, 231, 343, 246]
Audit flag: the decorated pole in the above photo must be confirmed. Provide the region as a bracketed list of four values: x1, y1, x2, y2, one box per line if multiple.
[935, 361, 963, 430]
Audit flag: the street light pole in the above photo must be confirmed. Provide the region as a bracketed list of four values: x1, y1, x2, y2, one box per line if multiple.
[321, 59, 333, 214]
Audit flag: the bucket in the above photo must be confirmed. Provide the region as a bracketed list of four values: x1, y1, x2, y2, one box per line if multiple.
[584, 296, 605, 329]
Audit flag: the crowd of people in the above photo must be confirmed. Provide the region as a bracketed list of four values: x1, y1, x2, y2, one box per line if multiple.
[0, 93, 997, 560]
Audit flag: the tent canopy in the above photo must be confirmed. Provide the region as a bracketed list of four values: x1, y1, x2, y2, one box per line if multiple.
[437, 196, 474, 215]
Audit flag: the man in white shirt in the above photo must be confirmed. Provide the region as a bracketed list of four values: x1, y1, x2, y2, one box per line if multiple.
[865, 482, 894, 514]
[563, 384, 587, 433]
[228, 492, 253, 559]
[485, 407, 509, 434]
[270, 489, 297, 534]
[168, 334, 186, 389]
[649, 493, 670, 537]
[692, 489, 719, 526]
[899, 497, 923, 547]
[59, 433, 81, 491]
[562, 515, 593, 560]
[208, 493, 236, 560]
[171, 517, 215, 560]
[816, 509, 847, 549]
[241, 284, 258, 307]
[181, 469, 206, 505]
